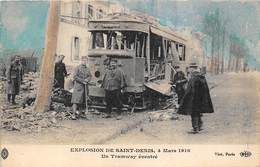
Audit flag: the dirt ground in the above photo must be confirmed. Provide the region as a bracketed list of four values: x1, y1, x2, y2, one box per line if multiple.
[1, 72, 260, 145]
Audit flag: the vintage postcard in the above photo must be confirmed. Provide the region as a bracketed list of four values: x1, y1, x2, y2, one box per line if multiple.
[0, 0, 259, 166]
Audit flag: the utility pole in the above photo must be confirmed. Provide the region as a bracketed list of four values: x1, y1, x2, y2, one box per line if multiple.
[0, 1, 3, 57]
[34, 1, 60, 112]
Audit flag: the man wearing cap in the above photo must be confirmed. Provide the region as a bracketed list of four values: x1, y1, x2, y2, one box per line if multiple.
[71, 56, 92, 119]
[101, 59, 126, 117]
[54, 54, 68, 89]
[178, 64, 214, 134]
[6, 55, 24, 105]
[171, 65, 187, 105]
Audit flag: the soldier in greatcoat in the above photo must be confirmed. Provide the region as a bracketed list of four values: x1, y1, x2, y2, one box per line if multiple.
[71, 56, 92, 118]
[101, 59, 126, 117]
[178, 64, 214, 134]
[6, 55, 24, 105]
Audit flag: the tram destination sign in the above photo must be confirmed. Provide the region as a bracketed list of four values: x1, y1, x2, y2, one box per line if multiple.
[88, 21, 149, 33]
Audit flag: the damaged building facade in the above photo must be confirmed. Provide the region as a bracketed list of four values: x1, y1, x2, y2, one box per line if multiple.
[56, 0, 125, 67]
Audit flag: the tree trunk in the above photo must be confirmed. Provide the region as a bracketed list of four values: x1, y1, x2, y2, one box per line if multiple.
[210, 37, 215, 74]
[216, 37, 220, 74]
[221, 28, 225, 73]
[235, 57, 239, 72]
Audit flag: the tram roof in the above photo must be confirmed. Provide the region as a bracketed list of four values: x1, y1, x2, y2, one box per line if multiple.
[88, 13, 187, 45]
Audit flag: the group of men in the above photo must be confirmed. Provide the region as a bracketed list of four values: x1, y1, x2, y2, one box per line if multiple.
[61, 56, 125, 119]
[50, 54, 215, 133]
[6, 54, 213, 134]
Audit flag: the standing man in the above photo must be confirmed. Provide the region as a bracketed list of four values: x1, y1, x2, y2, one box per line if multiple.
[178, 64, 214, 134]
[54, 54, 68, 89]
[171, 65, 187, 105]
[6, 55, 23, 105]
[71, 56, 92, 119]
[101, 59, 126, 117]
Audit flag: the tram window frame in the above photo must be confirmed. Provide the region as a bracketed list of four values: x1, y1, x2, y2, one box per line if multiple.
[90, 31, 146, 53]
[178, 44, 185, 61]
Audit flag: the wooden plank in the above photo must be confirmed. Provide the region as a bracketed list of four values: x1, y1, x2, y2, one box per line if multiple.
[34, 1, 60, 112]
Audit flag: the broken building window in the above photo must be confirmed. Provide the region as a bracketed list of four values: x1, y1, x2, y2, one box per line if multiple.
[96, 9, 104, 19]
[72, 37, 80, 61]
[87, 4, 93, 19]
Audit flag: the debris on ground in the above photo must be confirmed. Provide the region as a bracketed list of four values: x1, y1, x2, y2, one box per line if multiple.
[1, 107, 58, 133]
[162, 95, 178, 110]
[0, 72, 77, 133]
[0, 77, 6, 94]
[20, 72, 39, 92]
[16, 72, 39, 106]
[51, 88, 72, 106]
[0, 104, 78, 133]
[147, 109, 180, 122]
[21, 93, 36, 108]
[0, 70, 183, 134]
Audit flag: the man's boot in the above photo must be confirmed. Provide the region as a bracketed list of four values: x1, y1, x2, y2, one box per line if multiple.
[11, 95, 17, 105]
[103, 105, 112, 118]
[190, 114, 200, 134]
[71, 104, 78, 120]
[7, 94, 11, 103]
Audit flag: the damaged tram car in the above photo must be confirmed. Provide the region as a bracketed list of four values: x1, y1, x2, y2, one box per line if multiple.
[87, 13, 190, 110]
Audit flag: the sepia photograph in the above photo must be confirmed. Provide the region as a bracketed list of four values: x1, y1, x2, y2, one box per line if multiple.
[0, 0, 259, 166]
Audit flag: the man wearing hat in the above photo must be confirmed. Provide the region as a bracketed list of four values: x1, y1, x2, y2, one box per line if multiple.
[178, 63, 214, 134]
[101, 59, 126, 117]
[71, 56, 92, 119]
[54, 54, 68, 89]
[171, 64, 187, 105]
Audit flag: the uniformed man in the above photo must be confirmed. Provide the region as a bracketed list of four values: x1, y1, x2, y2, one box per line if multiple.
[54, 54, 68, 89]
[6, 55, 23, 105]
[101, 59, 126, 117]
[178, 64, 214, 134]
[171, 65, 187, 105]
[71, 56, 92, 119]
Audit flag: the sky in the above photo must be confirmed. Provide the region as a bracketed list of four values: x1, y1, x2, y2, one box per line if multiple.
[113, 0, 260, 67]
[0, 0, 259, 67]
[0, 1, 49, 56]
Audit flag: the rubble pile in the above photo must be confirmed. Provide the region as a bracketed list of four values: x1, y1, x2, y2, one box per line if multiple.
[0, 105, 75, 133]
[162, 96, 178, 110]
[15, 72, 40, 106]
[0, 80, 5, 94]
[20, 72, 39, 93]
[148, 109, 180, 122]
[0, 72, 76, 133]
[51, 88, 72, 106]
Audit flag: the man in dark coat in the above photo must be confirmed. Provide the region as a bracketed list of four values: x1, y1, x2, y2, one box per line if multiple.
[6, 55, 23, 105]
[54, 54, 68, 89]
[171, 65, 187, 105]
[101, 59, 126, 117]
[71, 56, 92, 119]
[178, 65, 214, 134]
